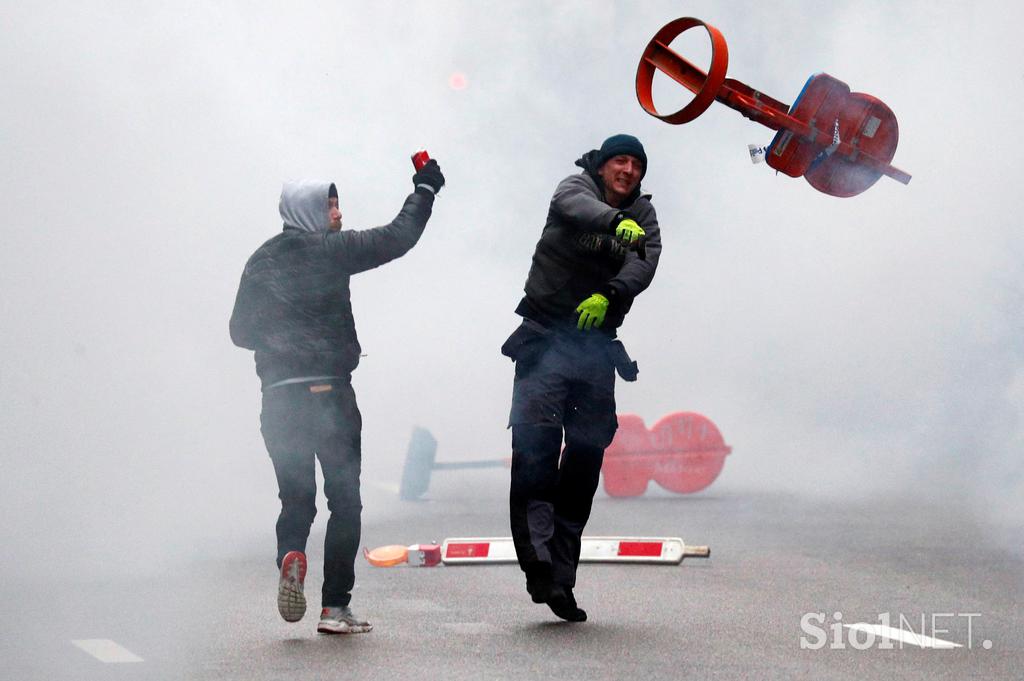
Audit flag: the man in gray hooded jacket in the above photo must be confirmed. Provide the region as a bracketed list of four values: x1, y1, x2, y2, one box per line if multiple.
[502, 134, 660, 622]
[230, 158, 444, 634]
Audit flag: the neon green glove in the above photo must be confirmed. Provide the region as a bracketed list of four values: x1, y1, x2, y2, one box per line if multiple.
[576, 293, 609, 331]
[614, 218, 645, 245]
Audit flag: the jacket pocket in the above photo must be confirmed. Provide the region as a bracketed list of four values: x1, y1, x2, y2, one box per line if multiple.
[500, 319, 551, 367]
[606, 339, 639, 382]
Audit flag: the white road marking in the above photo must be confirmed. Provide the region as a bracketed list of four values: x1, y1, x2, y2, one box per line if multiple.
[844, 624, 962, 649]
[71, 639, 144, 663]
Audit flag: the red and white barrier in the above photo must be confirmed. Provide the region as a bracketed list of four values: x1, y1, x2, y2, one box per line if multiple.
[441, 536, 709, 565]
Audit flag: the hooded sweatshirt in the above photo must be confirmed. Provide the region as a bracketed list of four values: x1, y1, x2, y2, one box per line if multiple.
[230, 181, 434, 387]
[516, 150, 662, 333]
[279, 180, 335, 233]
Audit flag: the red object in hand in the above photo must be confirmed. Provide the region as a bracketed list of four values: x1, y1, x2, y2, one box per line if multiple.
[411, 149, 431, 171]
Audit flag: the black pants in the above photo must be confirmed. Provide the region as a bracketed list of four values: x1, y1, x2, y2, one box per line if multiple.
[260, 379, 362, 608]
[508, 333, 618, 588]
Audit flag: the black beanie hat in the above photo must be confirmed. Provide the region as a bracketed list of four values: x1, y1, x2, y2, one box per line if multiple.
[596, 134, 647, 175]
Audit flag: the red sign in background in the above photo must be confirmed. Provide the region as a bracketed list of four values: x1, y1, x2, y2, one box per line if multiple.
[601, 412, 732, 497]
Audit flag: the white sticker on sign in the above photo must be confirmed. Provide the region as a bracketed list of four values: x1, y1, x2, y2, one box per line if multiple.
[748, 144, 767, 164]
[862, 116, 881, 138]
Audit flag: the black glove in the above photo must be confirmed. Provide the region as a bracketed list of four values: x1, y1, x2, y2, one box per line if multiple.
[413, 159, 445, 195]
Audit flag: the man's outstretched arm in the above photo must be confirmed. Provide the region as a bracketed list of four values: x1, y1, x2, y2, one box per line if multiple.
[326, 159, 445, 274]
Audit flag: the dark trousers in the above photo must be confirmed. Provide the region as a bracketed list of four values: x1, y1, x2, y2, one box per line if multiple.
[508, 334, 618, 588]
[260, 379, 362, 608]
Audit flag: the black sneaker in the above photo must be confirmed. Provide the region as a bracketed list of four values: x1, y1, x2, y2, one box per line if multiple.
[547, 586, 587, 622]
[524, 563, 553, 604]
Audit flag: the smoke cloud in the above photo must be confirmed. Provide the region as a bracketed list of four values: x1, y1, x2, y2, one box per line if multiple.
[2, 1, 1021, 581]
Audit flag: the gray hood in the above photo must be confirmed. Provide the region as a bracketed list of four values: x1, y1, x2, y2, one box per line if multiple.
[279, 180, 334, 232]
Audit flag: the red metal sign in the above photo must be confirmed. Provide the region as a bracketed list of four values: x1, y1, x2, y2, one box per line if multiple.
[635, 17, 911, 197]
[602, 412, 731, 497]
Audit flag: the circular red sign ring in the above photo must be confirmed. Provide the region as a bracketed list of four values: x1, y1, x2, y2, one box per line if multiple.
[635, 17, 729, 125]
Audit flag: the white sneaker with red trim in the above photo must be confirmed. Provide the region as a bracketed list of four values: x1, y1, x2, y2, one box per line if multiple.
[277, 551, 307, 623]
[317, 606, 373, 634]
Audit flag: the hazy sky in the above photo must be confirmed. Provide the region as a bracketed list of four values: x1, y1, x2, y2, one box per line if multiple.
[2, 1, 1022, 579]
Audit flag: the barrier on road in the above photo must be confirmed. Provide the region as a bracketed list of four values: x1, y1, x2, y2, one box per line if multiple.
[440, 537, 710, 565]
[364, 543, 442, 567]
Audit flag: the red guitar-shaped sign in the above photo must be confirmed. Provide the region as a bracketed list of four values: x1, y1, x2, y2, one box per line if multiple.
[603, 412, 732, 497]
[636, 17, 910, 197]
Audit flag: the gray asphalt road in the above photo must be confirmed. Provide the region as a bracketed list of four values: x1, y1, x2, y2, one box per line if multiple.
[5, 472, 1022, 680]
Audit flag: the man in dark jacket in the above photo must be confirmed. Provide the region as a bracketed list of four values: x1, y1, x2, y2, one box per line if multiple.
[230, 158, 445, 634]
[502, 134, 660, 622]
